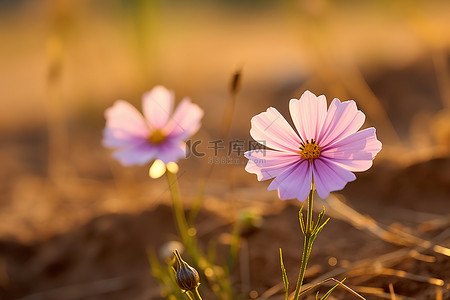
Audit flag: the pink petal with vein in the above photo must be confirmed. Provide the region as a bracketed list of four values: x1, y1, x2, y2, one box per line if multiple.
[318, 99, 365, 147]
[290, 90, 327, 142]
[244, 150, 301, 181]
[313, 159, 356, 199]
[267, 160, 312, 201]
[321, 127, 382, 172]
[250, 107, 302, 152]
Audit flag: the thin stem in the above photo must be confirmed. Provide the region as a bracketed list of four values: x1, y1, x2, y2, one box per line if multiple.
[193, 288, 202, 300]
[166, 170, 190, 246]
[185, 288, 203, 300]
[293, 188, 314, 300]
[185, 291, 194, 300]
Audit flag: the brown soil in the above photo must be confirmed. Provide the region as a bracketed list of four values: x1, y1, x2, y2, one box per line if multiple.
[0, 157, 449, 300]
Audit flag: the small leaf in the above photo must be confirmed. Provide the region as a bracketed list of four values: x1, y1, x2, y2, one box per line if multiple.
[299, 212, 306, 234]
[279, 248, 289, 300]
[298, 203, 306, 235]
[230, 69, 242, 93]
[315, 218, 330, 236]
[314, 207, 326, 232]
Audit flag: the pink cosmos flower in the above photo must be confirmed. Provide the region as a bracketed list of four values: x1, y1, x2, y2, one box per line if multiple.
[102, 85, 203, 165]
[245, 90, 382, 201]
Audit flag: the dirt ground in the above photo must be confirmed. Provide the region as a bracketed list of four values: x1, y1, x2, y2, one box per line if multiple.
[0, 157, 449, 300]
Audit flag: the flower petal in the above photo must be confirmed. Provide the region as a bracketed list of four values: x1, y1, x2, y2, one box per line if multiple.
[104, 100, 149, 138]
[142, 85, 174, 129]
[321, 127, 382, 172]
[267, 160, 312, 201]
[155, 141, 186, 164]
[313, 158, 356, 199]
[112, 142, 157, 166]
[166, 97, 204, 140]
[250, 107, 302, 152]
[244, 150, 301, 181]
[289, 90, 327, 142]
[102, 127, 146, 148]
[317, 98, 365, 147]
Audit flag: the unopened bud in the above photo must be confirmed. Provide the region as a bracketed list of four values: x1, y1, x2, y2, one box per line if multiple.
[173, 249, 200, 291]
[230, 69, 242, 94]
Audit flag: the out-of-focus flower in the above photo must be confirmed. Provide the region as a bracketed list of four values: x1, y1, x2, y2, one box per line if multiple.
[103, 86, 203, 166]
[245, 90, 382, 201]
[159, 241, 184, 263]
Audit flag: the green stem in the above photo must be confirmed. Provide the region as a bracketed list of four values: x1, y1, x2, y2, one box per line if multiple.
[166, 170, 190, 246]
[185, 292, 194, 300]
[187, 288, 203, 300]
[293, 188, 314, 300]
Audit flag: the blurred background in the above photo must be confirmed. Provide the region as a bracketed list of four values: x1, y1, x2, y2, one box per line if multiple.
[0, 0, 449, 299]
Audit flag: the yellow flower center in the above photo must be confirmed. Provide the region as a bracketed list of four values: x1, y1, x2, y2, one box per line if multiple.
[148, 129, 166, 145]
[299, 139, 321, 161]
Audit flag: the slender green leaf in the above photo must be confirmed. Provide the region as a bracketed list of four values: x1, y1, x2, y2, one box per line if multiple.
[279, 248, 289, 300]
[298, 210, 306, 234]
[315, 218, 330, 236]
[314, 207, 326, 232]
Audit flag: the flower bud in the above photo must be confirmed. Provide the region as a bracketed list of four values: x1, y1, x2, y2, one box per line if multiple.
[230, 69, 242, 94]
[173, 249, 200, 291]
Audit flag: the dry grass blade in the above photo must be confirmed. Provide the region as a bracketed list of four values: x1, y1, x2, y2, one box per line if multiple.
[303, 278, 365, 300]
[380, 268, 445, 287]
[435, 287, 443, 300]
[409, 250, 436, 263]
[353, 285, 415, 300]
[388, 283, 396, 300]
[418, 214, 450, 232]
[323, 195, 450, 256]
[433, 244, 450, 256]
[258, 282, 284, 299]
